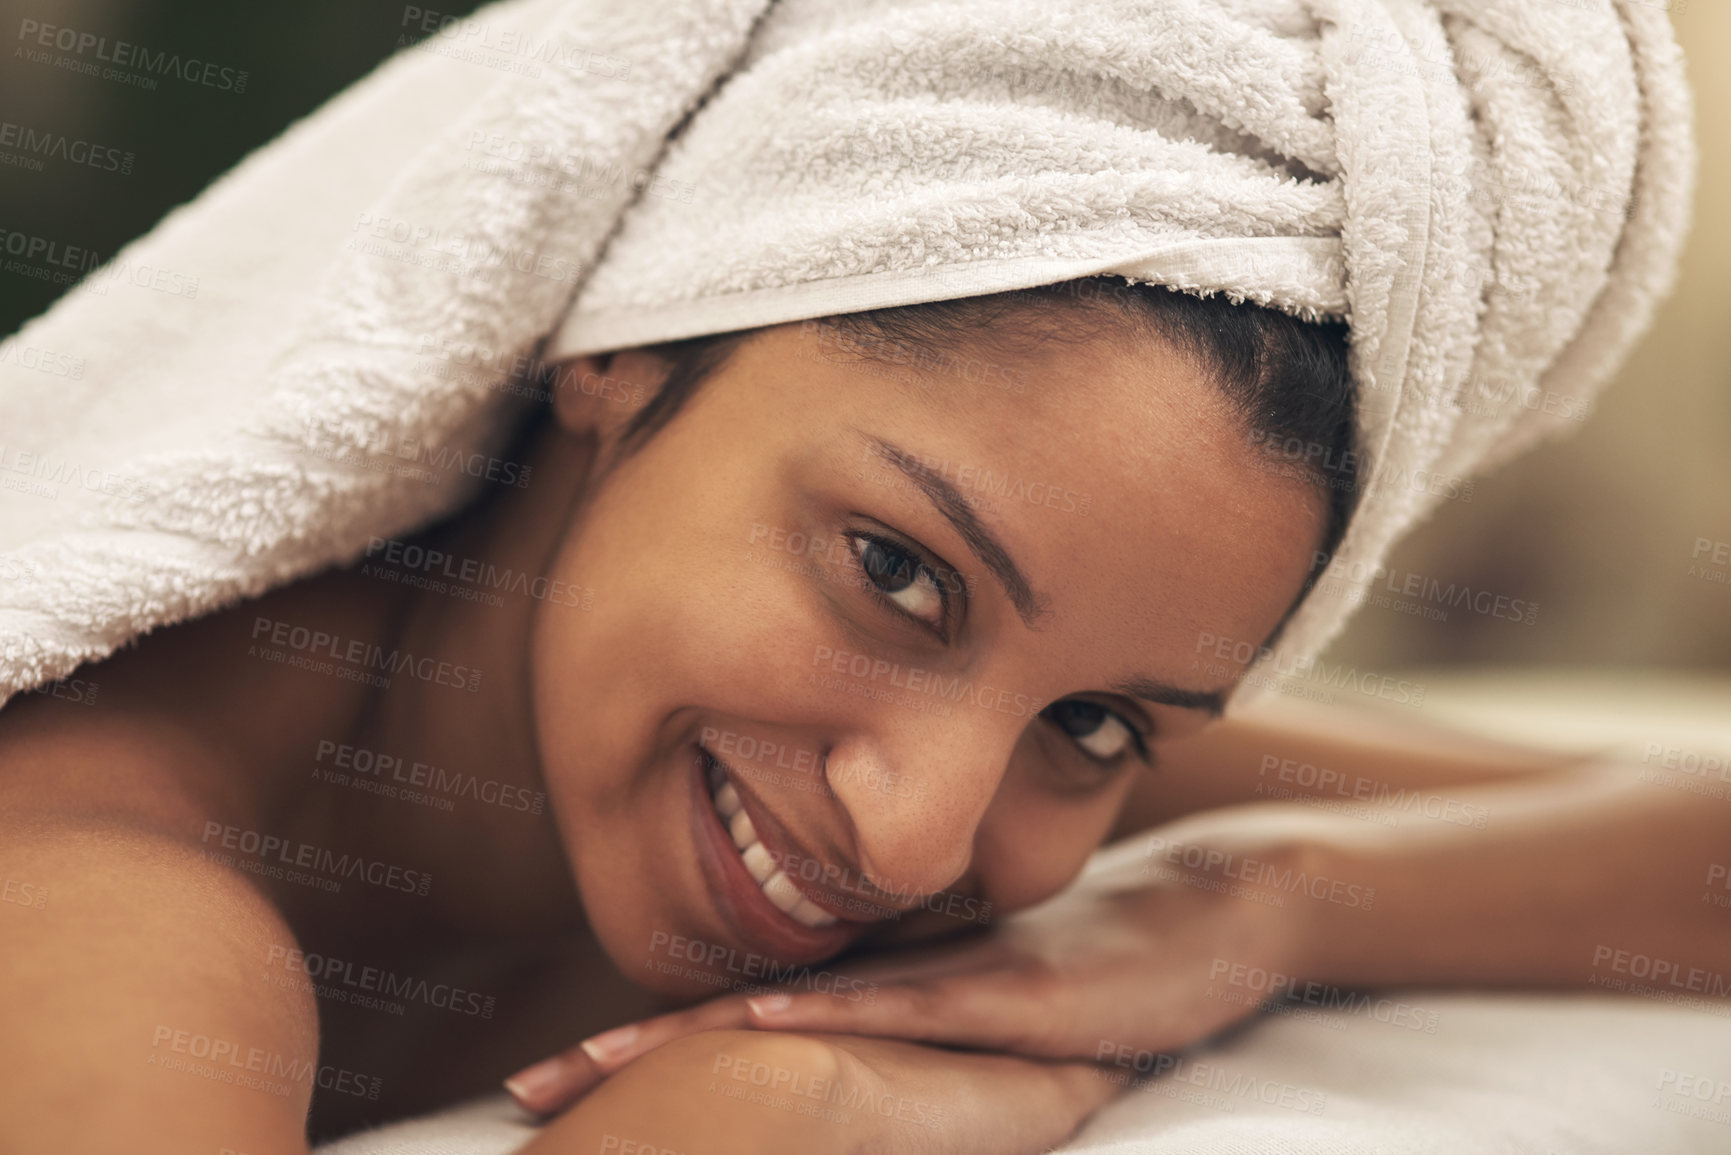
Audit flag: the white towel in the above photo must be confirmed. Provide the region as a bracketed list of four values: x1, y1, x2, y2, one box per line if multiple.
[0, 0, 1695, 707]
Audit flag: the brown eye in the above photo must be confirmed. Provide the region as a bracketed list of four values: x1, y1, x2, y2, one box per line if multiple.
[1042, 699, 1138, 761]
[850, 535, 946, 628]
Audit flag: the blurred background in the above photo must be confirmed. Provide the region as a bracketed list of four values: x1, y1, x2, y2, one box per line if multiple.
[1, 0, 1725, 677]
[1331, 1, 1731, 680]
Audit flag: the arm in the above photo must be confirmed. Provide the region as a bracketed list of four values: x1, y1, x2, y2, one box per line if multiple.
[1120, 698, 1731, 989]
[1110, 697, 1591, 841]
[0, 699, 323, 1155]
[1276, 759, 1731, 989]
[518, 1029, 1118, 1155]
[0, 813, 321, 1154]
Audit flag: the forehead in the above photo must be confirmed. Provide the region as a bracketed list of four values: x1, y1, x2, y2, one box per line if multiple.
[714, 321, 1323, 687]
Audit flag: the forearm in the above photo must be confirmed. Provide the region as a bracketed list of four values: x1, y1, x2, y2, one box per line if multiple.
[1113, 699, 1589, 840]
[1286, 762, 1731, 990]
[518, 1031, 857, 1155]
[516, 1028, 1116, 1155]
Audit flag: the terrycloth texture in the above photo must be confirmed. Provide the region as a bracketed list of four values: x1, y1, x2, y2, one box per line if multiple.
[0, 0, 765, 703]
[0, 0, 1695, 706]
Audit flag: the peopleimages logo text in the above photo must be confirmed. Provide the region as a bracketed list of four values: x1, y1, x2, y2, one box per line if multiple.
[811, 645, 1044, 719]
[17, 20, 249, 92]
[201, 822, 432, 896]
[250, 615, 482, 693]
[0, 121, 133, 173]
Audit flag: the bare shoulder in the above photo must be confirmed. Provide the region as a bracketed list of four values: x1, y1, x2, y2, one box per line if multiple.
[0, 563, 399, 833]
[0, 778, 323, 1152]
[0, 565, 416, 1152]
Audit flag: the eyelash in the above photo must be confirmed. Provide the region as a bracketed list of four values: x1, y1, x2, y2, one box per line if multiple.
[1046, 698, 1156, 770]
[838, 525, 1152, 770]
[1115, 716, 1155, 768]
[841, 527, 960, 639]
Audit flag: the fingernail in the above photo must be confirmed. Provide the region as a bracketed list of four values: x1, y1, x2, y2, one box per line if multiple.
[747, 994, 794, 1017]
[503, 1056, 564, 1110]
[578, 1023, 640, 1065]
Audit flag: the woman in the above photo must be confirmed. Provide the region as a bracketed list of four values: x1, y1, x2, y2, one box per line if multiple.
[0, 0, 1710, 1152]
[6, 284, 1724, 1154]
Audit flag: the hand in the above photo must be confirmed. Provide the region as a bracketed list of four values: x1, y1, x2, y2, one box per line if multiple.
[506, 827, 1310, 1115]
[520, 1027, 1120, 1155]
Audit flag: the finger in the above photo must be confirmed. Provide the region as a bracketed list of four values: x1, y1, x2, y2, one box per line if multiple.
[504, 934, 1019, 1116]
[746, 965, 1074, 1056]
[502, 1045, 603, 1117]
[504, 997, 754, 1115]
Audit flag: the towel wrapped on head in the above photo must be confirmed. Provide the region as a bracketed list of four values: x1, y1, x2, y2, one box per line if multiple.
[0, 0, 1694, 707]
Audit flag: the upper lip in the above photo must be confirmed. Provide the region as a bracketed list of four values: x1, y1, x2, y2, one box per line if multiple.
[704, 745, 912, 924]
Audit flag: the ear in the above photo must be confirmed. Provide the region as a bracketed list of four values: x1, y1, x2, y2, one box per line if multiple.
[550, 348, 672, 441]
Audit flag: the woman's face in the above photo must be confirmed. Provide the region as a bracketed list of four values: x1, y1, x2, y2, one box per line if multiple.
[529, 321, 1324, 991]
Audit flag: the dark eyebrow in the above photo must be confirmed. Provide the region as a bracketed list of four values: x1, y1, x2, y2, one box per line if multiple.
[1111, 676, 1227, 719]
[863, 436, 1049, 626]
[856, 434, 1225, 714]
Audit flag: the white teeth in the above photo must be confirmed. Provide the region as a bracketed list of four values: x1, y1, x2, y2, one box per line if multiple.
[741, 841, 776, 883]
[706, 756, 839, 929]
[792, 901, 838, 929]
[762, 869, 839, 929]
[790, 897, 834, 927]
[761, 870, 804, 914]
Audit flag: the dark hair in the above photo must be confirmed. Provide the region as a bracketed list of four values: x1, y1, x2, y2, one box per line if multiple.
[616, 277, 1358, 636]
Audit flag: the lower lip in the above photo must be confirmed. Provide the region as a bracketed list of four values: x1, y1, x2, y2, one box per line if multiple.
[687, 747, 860, 963]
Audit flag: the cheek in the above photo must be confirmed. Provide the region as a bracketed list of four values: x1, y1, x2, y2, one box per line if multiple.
[527, 468, 839, 813]
[521, 474, 721, 928]
[968, 766, 1136, 912]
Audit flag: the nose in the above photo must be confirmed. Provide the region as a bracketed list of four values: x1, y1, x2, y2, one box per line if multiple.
[823, 700, 1024, 907]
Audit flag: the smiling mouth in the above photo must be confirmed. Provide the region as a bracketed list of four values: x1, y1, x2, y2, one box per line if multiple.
[688, 744, 983, 962]
[702, 752, 842, 929]
[686, 744, 867, 961]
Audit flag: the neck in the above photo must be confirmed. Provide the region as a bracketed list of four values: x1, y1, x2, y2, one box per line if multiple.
[354, 410, 600, 936]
